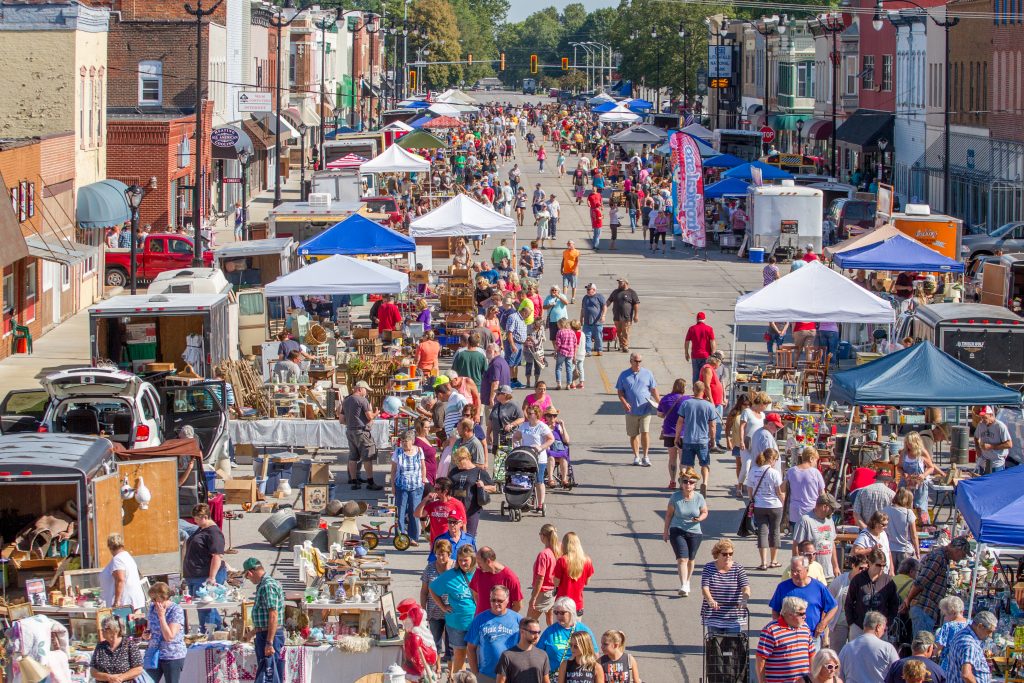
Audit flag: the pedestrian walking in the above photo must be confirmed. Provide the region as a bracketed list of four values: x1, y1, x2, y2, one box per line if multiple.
[471, 547, 525, 614]
[657, 379, 689, 488]
[545, 286, 570, 342]
[746, 448, 785, 570]
[684, 312, 717, 385]
[674, 381, 718, 492]
[537, 598, 598, 677]
[515, 406, 555, 512]
[606, 278, 639, 353]
[769, 557, 839, 649]
[496, 616, 551, 683]
[547, 194, 561, 240]
[422, 539, 456, 667]
[616, 352, 660, 467]
[829, 557, 869, 651]
[560, 241, 580, 303]
[468, 585, 523, 683]
[943, 611, 997, 683]
[553, 532, 595, 615]
[699, 351, 728, 451]
[529, 524, 562, 625]
[430, 545, 478, 678]
[845, 548, 900, 641]
[934, 596, 968, 668]
[792, 492, 842, 581]
[725, 395, 752, 496]
[852, 511, 894, 574]
[341, 380, 382, 490]
[663, 466, 708, 597]
[786, 449, 828, 536]
[391, 429, 427, 546]
[883, 488, 921, 570]
[651, 207, 669, 254]
[416, 478, 468, 544]
[756, 596, 815, 683]
[553, 319, 578, 391]
[557, 631, 604, 683]
[244, 558, 285, 683]
[608, 197, 621, 250]
[590, 201, 604, 250]
[798, 649, 843, 683]
[599, 630, 641, 682]
[701, 539, 751, 633]
[579, 284, 606, 356]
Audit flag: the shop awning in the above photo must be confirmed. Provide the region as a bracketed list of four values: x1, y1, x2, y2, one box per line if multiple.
[807, 118, 834, 140]
[0, 178, 29, 268]
[76, 179, 131, 229]
[769, 114, 813, 131]
[242, 119, 274, 151]
[835, 109, 894, 151]
[210, 124, 255, 161]
[252, 113, 300, 140]
[283, 107, 303, 130]
[25, 234, 97, 266]
[301, 100, 321, 128]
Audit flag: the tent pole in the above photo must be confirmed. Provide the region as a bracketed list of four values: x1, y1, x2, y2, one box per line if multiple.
[967, 542, 984, 619]
[729, 323, 738, 406]
[834, 414, 856, 498]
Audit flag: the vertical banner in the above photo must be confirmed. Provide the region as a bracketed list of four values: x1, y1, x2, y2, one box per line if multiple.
[669, 132, 706, 248]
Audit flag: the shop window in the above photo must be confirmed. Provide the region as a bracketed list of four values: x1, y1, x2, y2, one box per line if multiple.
[139, 60, 163, 105]
[25, 262, 37, 300]
[882, 55, 893, 92]
[61, 264, 71, 291]
[862, 55, 875, 90]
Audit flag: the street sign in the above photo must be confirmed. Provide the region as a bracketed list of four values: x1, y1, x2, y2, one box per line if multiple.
[237, 91, 272, 113]
[708, 45, 733, 78]
[759, 126, 776, 144]
[222, 177, 242, 184]
[211, 128, 240, 148]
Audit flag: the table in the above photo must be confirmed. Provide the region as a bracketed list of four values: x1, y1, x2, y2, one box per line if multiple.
[230, 419, 392, 450]
[182, 641, 402, 683]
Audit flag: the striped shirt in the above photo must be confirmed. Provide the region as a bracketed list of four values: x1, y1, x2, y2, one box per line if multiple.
[756, 619, 813, 683]
[943, 626, 990, 683]
[912, 547, 952, 622]
[390, 445, 424, 491]
[700, 562, 749, 629]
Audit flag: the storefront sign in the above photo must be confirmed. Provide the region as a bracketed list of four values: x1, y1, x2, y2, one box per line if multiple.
[237, 91, 273, 113]
[211, 128, 240, 148]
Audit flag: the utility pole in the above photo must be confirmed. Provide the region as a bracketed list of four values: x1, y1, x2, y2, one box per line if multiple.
[184, 0, 223, 265]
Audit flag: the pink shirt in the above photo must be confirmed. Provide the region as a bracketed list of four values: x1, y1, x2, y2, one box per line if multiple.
[555, 328, 578, 358]
[533, 547, 557, 592]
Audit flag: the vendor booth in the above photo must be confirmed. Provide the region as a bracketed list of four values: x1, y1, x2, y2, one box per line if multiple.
[832, 234, 965, 273]
[265, 255, 409, 297]
[598, 104, 640, 124]
[704, 153, 747, 169]
[297, 215, 415, 258]
[359, 144, 430, 174]
[409, 193, 517, 239]
[824, 223, 913, 258]
[722, 161, 794, 182]
[704, 177, 750, 199]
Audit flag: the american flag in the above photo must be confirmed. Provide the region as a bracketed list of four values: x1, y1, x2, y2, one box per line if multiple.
[683, 111, 695, 127]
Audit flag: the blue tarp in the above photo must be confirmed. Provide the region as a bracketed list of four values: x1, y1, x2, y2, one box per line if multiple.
[704, 177, 751, 199]
[704, 153, 747, 169]
[325, 126, 357, 140]
[830, 341, 1022, 407]
[298, 214, 415, 257]
[721, 161, 793, 181]
[832, 234, 965, 273]
[956, 467, 1024, 546]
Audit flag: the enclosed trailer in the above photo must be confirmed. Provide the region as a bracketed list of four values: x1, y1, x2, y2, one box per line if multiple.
[746, 182, 824, 258]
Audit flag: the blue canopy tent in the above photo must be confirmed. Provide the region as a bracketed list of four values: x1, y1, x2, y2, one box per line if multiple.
[704, 153, 746, 169]
[298, 214, 416, 257]
[628, 98, 654, 111]
[832, 234, 965, 273]
[721, 161, 793, 181]
[704, 177, 751, 199]
[592, 100, 619, 113]
[409, 115, 432, 129]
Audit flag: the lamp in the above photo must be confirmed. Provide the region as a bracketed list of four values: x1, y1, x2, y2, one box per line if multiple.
[872, 0, 885, 30]
[678, 24, 686, 39]
[124, 184, 145, 294]
[125, 184, 144, 210]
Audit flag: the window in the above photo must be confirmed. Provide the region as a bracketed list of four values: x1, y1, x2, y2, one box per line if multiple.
[862, 55, 875, 90]
[177, 136, 190, 169]
[845, 55, 857, 95]
[25, 262, 36, 300]
[79, 71, 86, 148]
[96, 69, 104, 146]
[168, 238, 192, 254]
[882, 55, 893, 91]
[139, 60, 163, 105]
[2, 273, 13, 313]
[88, 70, 95, 148]
[141, 391, 157, 421]
[798, 62, 814, 98]
[61, 264, 71, 291]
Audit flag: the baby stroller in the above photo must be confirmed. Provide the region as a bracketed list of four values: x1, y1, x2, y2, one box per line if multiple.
[500, 446, 540, 522]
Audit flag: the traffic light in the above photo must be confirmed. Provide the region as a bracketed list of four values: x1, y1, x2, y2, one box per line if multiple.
[530, 54, 538, 74]
[500, 52, 506, 70]
[408, 69, 417, 91]
[467, 53, 473, 66]
[561, 57, 569, 71]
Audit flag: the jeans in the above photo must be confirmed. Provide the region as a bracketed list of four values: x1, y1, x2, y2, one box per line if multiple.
[592, 227, 602, 249]
[548, 217, 558, 239]
[573, 358, 585, 384]
[539, 159, 545, 171]
[555, 353, 574, 386]
[395, 487, 423, 539]
[582, 323, 603, 353]
[691, 357, 706, 385]
[817, 330, 840, 365]
[146, 657, 185, 683]
[715, 404, 725, 445]
[187, 564, 227, 630]
[253, 630, 285, 683]
[628, 209, 637, 230]
[766, 332, 785, 355]
[909, 605, 936, 638]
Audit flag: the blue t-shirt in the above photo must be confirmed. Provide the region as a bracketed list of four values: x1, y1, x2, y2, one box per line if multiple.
[768, 578, 837, 634]
[430, 568, 477, 631]
[466, 610, 522, 677]
[428, 531, 477, 563]
[479, 269, 500, 284]
[580, 293, 606, 326]
[537, 622, 597, 674]
[544, 295, 568, 323]
[615, 368, 657, 416]
[679, 398, 718, 445]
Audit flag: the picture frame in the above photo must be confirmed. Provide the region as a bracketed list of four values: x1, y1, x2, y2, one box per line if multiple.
[25, 578, 47, 606]
[380, 591, 399, 639]
[303, 484, 329, 512]
[4, 601, 34, 622]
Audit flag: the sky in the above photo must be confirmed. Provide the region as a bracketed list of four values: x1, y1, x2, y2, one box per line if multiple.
[505, 0, 619, 22]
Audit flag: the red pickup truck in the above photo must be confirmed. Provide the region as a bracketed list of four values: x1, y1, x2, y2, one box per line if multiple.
[105, 234, 214, 287]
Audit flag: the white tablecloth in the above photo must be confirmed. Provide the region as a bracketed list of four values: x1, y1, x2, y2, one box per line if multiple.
[181, 642, 402, 683]
[230, 419, 392, 449]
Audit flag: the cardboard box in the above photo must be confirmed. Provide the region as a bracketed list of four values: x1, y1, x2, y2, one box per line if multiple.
[352, 327, 379, 340]
[309, 463, 332, 485]
[224, 477, 258, 505]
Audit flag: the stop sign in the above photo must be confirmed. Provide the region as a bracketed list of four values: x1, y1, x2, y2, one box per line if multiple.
[760, 125, 776, 144]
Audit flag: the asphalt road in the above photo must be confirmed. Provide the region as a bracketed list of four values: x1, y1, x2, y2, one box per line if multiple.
[206, 92, 782, 682]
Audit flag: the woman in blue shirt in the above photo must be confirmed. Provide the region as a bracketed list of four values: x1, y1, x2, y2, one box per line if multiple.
[662, 466, 708, 598]
[430, 545, 478, 679]
[144, 581, 187, 683]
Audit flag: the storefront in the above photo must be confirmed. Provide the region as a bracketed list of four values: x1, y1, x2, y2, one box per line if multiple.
[834, 109, 894, 187]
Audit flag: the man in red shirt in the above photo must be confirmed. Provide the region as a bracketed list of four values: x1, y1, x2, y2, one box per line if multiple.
[481, 183, 495, 205]
[700, 351, 727, 453]
[469, 547, 524, 614]
[684, 311, 717, 384]
[590, 204, 604, 251]
[801, 243, 819, 263]
[414, 478, 467, 543]
[376, 294, 402, 332]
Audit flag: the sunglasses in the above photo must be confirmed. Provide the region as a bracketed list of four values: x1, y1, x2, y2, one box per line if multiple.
[682, 480, 698, 485]
[631, 359, 642, 363]
[521, 628, 542, 636]
[873, 563, 886, 568]
[719, 552, 734, 557]
[490, 598, 508, 604]
[794, 611, 807, 617]
[825, 664, 839, 672]
[553, 610, 569, 616]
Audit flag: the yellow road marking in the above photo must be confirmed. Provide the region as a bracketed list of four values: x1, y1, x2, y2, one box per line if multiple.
[597, 355, 613, 393]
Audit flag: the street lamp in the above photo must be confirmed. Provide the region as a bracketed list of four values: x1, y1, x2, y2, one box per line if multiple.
[754, 15, 786, 154]
[678, 24, 689, 110]
[124, 184, 145, 295]
[814, 12, 843, 178]
[796, 118, 804, 155]
[238, 149, 251, 240]
[315, 7, 343, 170]
[649, 27, 662, 112]
[298, 122, 308, 202]
[876, 0, 958, 213]
[269, 0, 307, 207]
[877, 136, 888, 183]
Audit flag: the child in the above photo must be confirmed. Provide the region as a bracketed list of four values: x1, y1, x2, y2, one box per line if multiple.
[570, 320, 586, 390]
[523, 324, 547, 388]
[609, 197, 622, 251]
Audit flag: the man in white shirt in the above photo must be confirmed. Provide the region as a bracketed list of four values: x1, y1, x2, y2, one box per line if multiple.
[838, 611, 899, 683]
[546, 194, 561, 240]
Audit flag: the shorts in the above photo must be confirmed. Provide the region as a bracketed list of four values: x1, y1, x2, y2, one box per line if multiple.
[664, 436, 678, 448]
[537, 462, 548, 483]
[732, 446, 742, 459]
[625, 414, 653, 437]
[669, 528, 703, 559]
[346, 430, 375, 462]
[534, 588, 556, 612]
[562, 273, 577, 289]
[680, 442, 710, 468]
[447, 627, 468, 649]
[504, 340, 523, 367]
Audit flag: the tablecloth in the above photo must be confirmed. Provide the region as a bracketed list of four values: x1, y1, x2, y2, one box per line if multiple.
[230, 420, 392, 450]
[182, 642, 401, 683]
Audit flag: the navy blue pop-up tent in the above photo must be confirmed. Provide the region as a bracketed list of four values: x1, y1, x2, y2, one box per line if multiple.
[722, 161, 793, 181]
[956, 467, 1024, 547]
[704, 153, 746, 169]
[832, 234, 965, 273]
[298, 214, 415, 257]
[830, 341, 1022, 407]
[704, 177, 751, 199]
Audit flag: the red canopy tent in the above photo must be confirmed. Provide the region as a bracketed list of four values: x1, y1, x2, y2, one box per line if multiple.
[326, 153, 368, 169]
[422, 116, 465, 130]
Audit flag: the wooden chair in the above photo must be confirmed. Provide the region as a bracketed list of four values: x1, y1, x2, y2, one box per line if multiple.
[769, 348, 797, 379]
[801, 353, 831, 398]
[800, 346, 826, 369]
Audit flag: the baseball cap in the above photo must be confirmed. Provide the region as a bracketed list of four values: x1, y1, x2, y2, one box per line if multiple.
[616, 276, 629, 283]
[585, 282, 597, 290]
[764, 413, 784, 427]
[816, 492, 839, 510]
[711, 350, 725, 361]
[432, 375, 451, 389]
[696, 311, 706, 320]
[242, 557, 262, 572]
[949, 536, 972, 552]
[497, 384, 513, 395]
[912, 631, 936, 649]
[447, 514, 463, 522]
[354, 381, 371, 391]
[979, 406, 995, 416]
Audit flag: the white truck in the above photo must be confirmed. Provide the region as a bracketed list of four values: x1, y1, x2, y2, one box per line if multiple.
[746, 181, 824, 259]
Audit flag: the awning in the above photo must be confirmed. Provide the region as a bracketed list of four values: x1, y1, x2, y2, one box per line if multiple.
[252, 113, 300, 140]
[242, 119, 274, 151]
[76, 179, 131, 229]
[210, 124, 255, 161]
[835, 109, 894, 151]
[301, 100, 321, 128]
[25, 234, 97, 266]
[769, 114, 813, 131]
[807, 118, 835, 140]
[746, 103, 764, 115]
[283, 107, 303, 130]
[0, 177, 29, 268]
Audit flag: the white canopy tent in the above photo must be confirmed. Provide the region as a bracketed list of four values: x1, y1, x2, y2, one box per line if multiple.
[436, 89, 478, 105]
[360, 144, 430, 173]
[599, 104, 641, 123]
[409, 194, 517, 238]
[265, 255, 409, 296]
[379, 120, 414, 133]
[589, 92, 615, 105]
[427, 102, 462, 117]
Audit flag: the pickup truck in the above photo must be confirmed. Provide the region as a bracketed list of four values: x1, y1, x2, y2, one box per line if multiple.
[105, 233, 214, 287]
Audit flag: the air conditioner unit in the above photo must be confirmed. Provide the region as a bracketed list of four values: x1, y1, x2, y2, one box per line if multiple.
[308, 193, 332, 208]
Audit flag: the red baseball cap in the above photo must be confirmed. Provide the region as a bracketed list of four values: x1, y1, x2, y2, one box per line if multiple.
[765, 413, 784, 427]
[696, 312, 706, 320]
[978, 406, 994, 416]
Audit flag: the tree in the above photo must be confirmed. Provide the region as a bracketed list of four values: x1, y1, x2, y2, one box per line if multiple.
[451, 0, 497, 83]
[410, 0, 462, 88]
[559, 70, 587, 93]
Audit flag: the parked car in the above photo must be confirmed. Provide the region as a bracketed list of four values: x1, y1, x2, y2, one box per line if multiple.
[106, 233, 214, 288]
[960, 221, 1024, 261]
[824, 198, 876, 241]
[0, 367, 229, 464]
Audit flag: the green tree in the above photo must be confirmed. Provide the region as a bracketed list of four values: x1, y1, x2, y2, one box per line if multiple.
[409, 0, 462, 88]
[451, 0, 497, 83]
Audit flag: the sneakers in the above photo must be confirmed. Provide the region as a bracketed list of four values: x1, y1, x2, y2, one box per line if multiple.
[700, 482, 708, 496]
[510, 380, 526, 389]
[682, 580, 691, 596]
[632, 456, 641, 466]
[641, 456, 651, 467]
